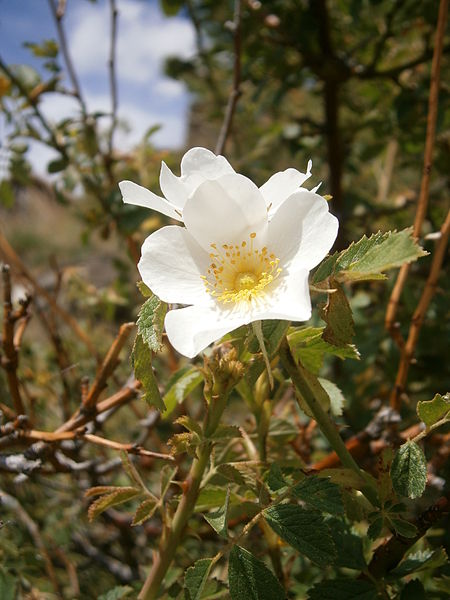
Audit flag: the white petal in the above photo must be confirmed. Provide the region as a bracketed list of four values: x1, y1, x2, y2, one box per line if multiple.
[159, 161, 190, 209]
[260, 161, 312, 215]
[267, 190, 338, 270]
[138, 226, 211, 305]
[165, 304, 245, 358]
[256, 269, 312, 322]
[180, 147, 234, 179]
[119, 180, 182, 221]
[183, 173, 268, 252]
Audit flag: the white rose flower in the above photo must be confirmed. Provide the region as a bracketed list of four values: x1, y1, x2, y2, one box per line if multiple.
[130, 164, 338, 358]
[119, 147, 313, 221]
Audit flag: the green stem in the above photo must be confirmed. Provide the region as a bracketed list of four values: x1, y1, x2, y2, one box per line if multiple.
[279, 338, 376, 503]
[138, 389, 230, 600]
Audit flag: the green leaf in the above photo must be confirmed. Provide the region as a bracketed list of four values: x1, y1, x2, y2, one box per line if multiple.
[120, 451, 146, 490]
[196, 486, 230, 511]
[209, 424, 242, 440]
[160, 0, 184, 17]
[248, 320, 291, 356]
[327, 518, 366, 570]
[24, 39, 58, 58]
[390, 441, 427, 499]
[267, 463, 288, 491]
[184, 558, 213, 600]
[392, 548, 448, 577]
[228, 546, 286, 600]
[417, 393, 450, 427]
[311, 252, 339, 285]
[337, 229, 427, 281]
[47, 157, 69, 173]
[264, 504, 336, 566]
[88, 487, 142, 521]
[137, 294, 167, 352]
[318, 378, 346, 417]
[203, 487, 230, 539]
[321, 282, 355, 346]
[216, 463, 247, 487]
[388, 517, 418, 538]
[137, 281, 152, 297]
[175, 415, 203, 437]
[288, 326, 359, 374]
[307, 578, 378, 600]
[268, 418, 298, 442]
[162, 367, 204, 418]
[98, 586, 133, 600]
[292, 477, 344, 515]
[132, 334, 165, 411]
[131, 498, 158, 526]
[367, 516, 384, 540]
[169, 432, 201, 456]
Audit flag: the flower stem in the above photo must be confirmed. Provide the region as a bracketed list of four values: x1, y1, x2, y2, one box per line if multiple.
[279, 338, 376, 503]
[138, 386, 231, 600]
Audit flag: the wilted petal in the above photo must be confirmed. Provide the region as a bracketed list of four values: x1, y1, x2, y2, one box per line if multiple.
[184, 174, 268, 252]
[267, 190, 338, 270]
[165, 304, 245, 358]
[138, 226, 211, 305]
[119, 180, 182, 221]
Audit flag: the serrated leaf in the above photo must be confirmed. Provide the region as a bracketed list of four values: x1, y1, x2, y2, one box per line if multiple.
[228, 546, 286, 600]
[184, 558, 213, 600]
[175, 415, 203, 437]
[132, 498, 158, 526]
[88, 487, 142, 521]
[267, 463, 287, 491]
[367, 516, 384, 540]
[196, 486, 230, 511]
[321, 282, 355, 346]
[292, 477, 344, 515]
[417, 393, 450, 427]
[307, 578, 378, 600]
[203, 487, 230, 539]
[209, 424, 242, 440]
[388, 517, 418, 538]
[132, 334, 165, 411]
[390, 441, 427, 499]
[391, 548, 448, 577]
[85, 485, 124, 498]
[162, 367, 204, 418]
[318, 378, 346, 416]
[337, 229, 427, 281]
[137, 294, 167, 352]
[327, 518, 366, 570]
[264, 504, 336, 566]
[288, 326, 359, 374]
[311, 252, 339, 285]
[319, 468, 365, 490]
[98, 586, 133, 600]
[217, 463, 247, 486]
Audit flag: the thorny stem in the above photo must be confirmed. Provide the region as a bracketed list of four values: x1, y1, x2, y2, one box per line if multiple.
[279, 338, 376, 504]
[138, 388, 232, 599]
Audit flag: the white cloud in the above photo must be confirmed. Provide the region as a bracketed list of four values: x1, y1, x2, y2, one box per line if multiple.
[69, 0, 195, 85]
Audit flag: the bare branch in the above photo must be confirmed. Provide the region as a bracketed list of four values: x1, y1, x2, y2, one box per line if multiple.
[386, 0, 448, 343]
[215, 0, 242, 156]
[108, 0, 119, 157]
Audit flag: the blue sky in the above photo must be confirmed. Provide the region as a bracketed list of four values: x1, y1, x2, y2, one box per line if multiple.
[0, 0, 195, 174]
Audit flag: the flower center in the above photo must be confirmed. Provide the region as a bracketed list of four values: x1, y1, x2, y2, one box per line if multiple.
[201, 232, 282, 305]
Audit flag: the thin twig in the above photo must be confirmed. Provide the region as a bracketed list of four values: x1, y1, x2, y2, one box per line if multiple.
[0, 55, 69, 160]
[1, 265, 25, 415]
[48, 0, 87, 115]
[390, 210, 450, 409]
[215, 0, 242, 156]
[385, 0, 448, 340]
[0, 232, 99, 359]
[83, 322, 135, 412]
[108, 0, 119, 157]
